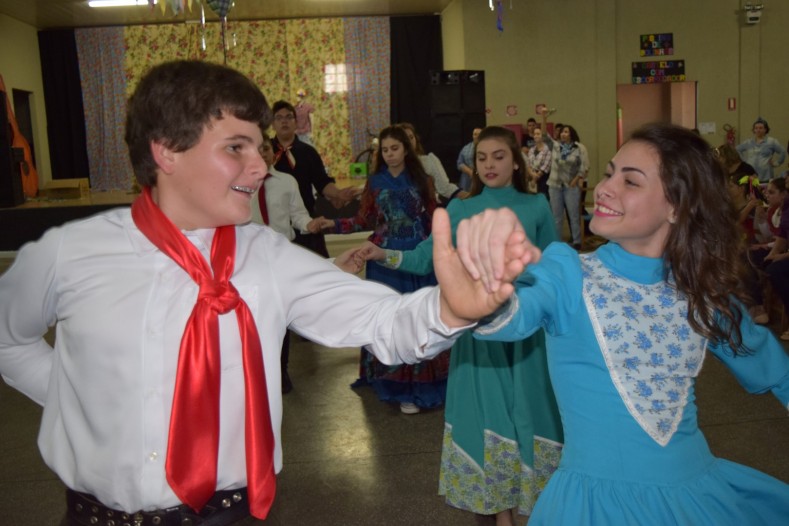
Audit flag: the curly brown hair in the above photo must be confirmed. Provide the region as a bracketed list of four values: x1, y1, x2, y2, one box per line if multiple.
[630, 123, 752, 355]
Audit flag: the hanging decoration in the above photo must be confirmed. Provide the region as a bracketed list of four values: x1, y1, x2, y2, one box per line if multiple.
[200, 1, 207, 51]
[205, 0, 234, 19]
[139, 1, 237, 63]
[205, 0, 235, 63]
[489, 0, 508, 32]
[167, 0, 184, 16]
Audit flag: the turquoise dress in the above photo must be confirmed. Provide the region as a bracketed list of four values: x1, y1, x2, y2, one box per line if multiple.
[478, 242, 789, 525]
[396, 185, 564, 515]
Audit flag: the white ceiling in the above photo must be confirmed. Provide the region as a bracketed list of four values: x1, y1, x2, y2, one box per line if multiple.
[0, 0, 454, 30]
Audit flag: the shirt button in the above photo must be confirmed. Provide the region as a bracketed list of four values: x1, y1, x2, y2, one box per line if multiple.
[148, 451, 158, 461]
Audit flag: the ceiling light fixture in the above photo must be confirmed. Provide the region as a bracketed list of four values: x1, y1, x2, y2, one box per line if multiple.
[88, 0, 148, 7]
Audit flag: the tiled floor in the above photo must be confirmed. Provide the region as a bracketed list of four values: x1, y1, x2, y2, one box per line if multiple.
[1, 254, 788, 525]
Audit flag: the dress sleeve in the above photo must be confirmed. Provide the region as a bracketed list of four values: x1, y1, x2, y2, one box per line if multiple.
[709, 314, 789, 411]
[474, 242, 585, 341]
[334, 179, 377, 234]
[0, 228, 61, 405]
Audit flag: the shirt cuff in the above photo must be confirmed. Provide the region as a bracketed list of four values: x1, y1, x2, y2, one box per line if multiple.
[376, 249, 402, 269]
[475, 295, 519, 336]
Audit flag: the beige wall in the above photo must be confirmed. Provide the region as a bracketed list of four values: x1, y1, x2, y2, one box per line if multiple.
[6, 1, 789, 190]
[442, 0, 789, 184]
[0, 13, 51, 184]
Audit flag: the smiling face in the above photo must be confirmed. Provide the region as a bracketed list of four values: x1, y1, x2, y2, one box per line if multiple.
[154, 115, 267, 230]
[590, 140, 675, 257]
[533, 128, 543, 144]
[380, 137, 407, 173]
[475, 137, 516, 189]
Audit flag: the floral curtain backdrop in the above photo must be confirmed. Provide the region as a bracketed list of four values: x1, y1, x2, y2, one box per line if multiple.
[75, 17, 388, 191]
[75, 27, 134, 191]
[344, 17, 390, 164]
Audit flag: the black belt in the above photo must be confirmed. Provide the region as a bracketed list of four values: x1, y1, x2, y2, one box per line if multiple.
[65, 487, 250, 526]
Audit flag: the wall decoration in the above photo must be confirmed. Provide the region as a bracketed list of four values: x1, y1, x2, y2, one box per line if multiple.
[631, 61, 685, 84]
[640, 33, 673, 56]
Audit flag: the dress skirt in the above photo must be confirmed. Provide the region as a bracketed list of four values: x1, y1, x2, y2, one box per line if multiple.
[351, 261, 449, 409]
[438, 331, 563, 515]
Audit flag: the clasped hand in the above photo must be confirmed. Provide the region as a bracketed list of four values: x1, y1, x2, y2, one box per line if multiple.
[334, 208, 542, 327]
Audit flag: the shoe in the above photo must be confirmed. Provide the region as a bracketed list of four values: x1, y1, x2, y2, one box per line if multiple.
[282, 371, 293, 394]
[780, 331, 789, 342]
[399, 402, 420, 414]
[749, 306, 769, 325]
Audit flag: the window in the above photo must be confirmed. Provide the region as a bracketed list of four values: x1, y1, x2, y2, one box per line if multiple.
[324, 64, 348, 93]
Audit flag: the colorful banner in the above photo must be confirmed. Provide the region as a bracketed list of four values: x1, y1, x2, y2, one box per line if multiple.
[640, 33, 673, 56]
[631, 61, 685, 84]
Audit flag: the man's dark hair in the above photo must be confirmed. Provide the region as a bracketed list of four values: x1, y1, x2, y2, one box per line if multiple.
[125, 60, 271, 187]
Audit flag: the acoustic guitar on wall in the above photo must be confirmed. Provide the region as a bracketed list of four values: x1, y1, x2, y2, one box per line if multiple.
[0, 74, 38, 199]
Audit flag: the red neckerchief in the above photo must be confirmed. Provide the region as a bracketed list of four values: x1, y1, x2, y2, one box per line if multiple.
[273, 142, 296, 170]
[131, 187, 276, 519]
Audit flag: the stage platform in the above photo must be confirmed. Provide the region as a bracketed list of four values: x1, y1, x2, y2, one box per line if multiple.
[0, 190, 363, 253]
[0, 190, 137, 251]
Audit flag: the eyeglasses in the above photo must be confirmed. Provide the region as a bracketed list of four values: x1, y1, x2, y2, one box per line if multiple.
[274, 114, 295, 122]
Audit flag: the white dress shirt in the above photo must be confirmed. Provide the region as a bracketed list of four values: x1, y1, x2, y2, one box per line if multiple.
[0, 208, 464, 513]
[249, 167, 313, 240]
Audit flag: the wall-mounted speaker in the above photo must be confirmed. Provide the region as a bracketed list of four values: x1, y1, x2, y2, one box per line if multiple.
[428, 71, 486, 183]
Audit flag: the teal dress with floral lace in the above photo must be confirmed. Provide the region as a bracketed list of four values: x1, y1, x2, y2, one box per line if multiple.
[393, 185, 564, 515]
[477, 242, 789, 525]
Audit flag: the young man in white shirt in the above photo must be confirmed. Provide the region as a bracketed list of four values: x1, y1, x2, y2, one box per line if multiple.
[0, 60, 533, 526]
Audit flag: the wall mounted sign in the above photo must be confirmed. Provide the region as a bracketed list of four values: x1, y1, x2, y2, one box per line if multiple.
[632, 61, 685, 84]
[640, 33, 674, 56]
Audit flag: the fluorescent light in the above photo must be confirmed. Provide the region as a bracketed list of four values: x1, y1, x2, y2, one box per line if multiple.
[88, 0, 148, 7]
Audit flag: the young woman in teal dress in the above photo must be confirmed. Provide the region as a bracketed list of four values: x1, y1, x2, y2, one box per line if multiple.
[461, 123, 789, 525]
[318, 125, 449, 414]
[359, 126, 563, 525]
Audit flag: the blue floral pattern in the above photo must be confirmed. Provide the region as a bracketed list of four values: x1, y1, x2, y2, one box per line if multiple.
[580, 253, 707, 446]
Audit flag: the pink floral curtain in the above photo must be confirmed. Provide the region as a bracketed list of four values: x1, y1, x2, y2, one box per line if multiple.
[344, 18, 390, 164]
[75, 27, 134, 191]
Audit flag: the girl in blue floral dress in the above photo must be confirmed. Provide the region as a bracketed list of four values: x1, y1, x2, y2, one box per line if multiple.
[466, 123, 789, 525]
[321, 125, 448, 414]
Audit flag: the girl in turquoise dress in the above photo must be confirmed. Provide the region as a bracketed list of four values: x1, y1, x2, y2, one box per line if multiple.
[320, 125, 448, 414]
[359, 127, 563, 525]
[464, 123, 789, 525]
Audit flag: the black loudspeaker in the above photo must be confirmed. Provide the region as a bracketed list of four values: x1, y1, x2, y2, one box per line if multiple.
[428, 71, 486, 183]
[0, 91, 24, 208]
